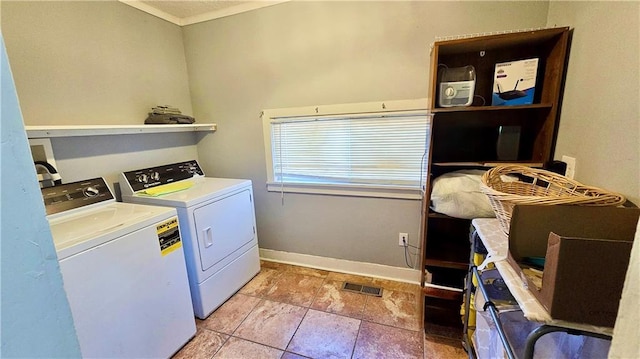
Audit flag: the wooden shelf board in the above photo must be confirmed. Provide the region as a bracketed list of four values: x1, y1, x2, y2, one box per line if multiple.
[430, 103, 552, 114]
[427, 211, 479, 221]
[25, 124, 217, 138]
[428, 212, 459, 220]
[434, 27, 569, 54]
[432, 161, 544, 168]
[423, 284, 464, 300]
[425, 258, 469, 270]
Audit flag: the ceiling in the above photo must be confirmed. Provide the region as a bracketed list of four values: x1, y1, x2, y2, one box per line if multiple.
[119, 0, 288, 26]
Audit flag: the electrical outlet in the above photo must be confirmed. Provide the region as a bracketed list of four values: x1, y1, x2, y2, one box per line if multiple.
[398, 233, 408, 247]
[562, 155, 576, 179]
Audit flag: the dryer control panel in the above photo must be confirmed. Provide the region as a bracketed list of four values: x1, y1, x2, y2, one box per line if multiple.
[41, 177, 114, 215]
[121, 160, 205, 192]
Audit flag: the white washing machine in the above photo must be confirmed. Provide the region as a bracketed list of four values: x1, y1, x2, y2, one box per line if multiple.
[43, 177, 196, 358]
[119, 160, 260, 319]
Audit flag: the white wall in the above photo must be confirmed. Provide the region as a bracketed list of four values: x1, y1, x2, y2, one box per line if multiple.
[182, 1, 549, 267]
[1, 1, 203, 193]
[545, 3, 640, 357]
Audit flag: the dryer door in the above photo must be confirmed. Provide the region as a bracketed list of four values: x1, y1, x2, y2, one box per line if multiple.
[193, 189, 256, 271]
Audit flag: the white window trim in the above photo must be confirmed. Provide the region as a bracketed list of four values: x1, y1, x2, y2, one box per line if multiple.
[261, 98, 429, 200]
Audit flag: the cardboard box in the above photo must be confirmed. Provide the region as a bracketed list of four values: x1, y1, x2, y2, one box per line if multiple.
[507, 205, 640, 327]
[492, 58, 539, 106]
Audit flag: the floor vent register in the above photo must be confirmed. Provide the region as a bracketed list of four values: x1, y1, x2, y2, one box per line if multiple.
[341, 282, 383, 297]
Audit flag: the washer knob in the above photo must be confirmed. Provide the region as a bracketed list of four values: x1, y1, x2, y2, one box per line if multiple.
[83, 186, 99, 197]
[151, 172, 160, 181]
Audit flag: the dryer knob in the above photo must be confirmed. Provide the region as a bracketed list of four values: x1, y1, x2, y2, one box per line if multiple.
[151, 172, 160, 181]
[137, 174, 149, 183]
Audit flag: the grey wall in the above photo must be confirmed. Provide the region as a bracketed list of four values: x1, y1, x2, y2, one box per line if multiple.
[182, 1, 549, 267]
[2, 1, 193, 126]
[1, 1, 203, 192]
[47, 133, 201, 193]
[1, 34, 81, 358]
[547, 1, 640, 205]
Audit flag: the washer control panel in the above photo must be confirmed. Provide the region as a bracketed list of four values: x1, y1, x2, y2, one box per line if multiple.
[122, 160, 204, 192]
[42, 177, 114, 215]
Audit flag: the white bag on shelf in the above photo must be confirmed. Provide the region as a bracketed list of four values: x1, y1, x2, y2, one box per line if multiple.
[430, 170, 495, 219]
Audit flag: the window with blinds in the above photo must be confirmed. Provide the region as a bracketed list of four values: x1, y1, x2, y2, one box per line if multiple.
[262, 100, 430, 199]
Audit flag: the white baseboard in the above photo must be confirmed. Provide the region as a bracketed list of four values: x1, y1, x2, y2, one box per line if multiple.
[259, 248, 422, 285]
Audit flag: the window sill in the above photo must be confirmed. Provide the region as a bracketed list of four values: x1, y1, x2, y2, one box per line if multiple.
[266, 182, 422, 200]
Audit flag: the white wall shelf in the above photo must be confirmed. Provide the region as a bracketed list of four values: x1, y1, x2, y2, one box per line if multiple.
[25, 124, 217, 138]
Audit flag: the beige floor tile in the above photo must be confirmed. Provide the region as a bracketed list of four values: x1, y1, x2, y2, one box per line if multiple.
[352, 321, 423, 359]
[212, 337, 283, 359]
[172, 328, 228, 359]
[423, 335, 467, 359]
[363, 289, 420, 331]
[287, 309, 361, 359]
[183, 264, 453, 358]
[265, 272, 324, 307]
[238, 268, 282, 296]
[234, 299, 307, 349]
[201, 293, 261, 334]
[281, 352, 311, 359]
[310, 280, 367, 319]
[371, 278, 422, 296]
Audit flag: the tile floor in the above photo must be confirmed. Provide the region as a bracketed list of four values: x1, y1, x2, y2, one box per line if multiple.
[173, 261, 467, 359]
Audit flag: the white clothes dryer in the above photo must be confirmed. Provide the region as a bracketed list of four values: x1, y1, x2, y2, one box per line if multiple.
[43, 178, 196, 358]
[119, 160, 260, 319]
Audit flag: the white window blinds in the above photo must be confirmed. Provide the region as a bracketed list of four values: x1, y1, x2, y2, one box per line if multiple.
[270, 113, 429, 188]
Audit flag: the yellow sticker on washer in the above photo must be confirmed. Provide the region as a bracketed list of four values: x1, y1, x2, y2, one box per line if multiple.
[157, 217, 182, 256]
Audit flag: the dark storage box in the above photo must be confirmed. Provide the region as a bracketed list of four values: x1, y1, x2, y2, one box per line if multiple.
[506, 205, 640, 327]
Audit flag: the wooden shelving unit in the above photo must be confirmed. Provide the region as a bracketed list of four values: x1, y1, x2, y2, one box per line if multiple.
[420, 27, 571, 336]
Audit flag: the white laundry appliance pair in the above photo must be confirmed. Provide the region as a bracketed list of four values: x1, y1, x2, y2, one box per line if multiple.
[43, 177, 195, 358]
[119, 160, 260, 319]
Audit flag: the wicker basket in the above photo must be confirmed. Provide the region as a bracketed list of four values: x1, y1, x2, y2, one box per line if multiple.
[480, 164, 626, 234]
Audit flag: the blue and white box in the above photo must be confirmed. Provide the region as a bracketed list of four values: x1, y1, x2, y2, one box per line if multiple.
[492, 58, 539, 106]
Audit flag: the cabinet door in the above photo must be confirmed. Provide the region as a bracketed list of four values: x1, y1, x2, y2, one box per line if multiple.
[193, 189, 256, 271]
